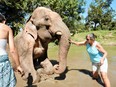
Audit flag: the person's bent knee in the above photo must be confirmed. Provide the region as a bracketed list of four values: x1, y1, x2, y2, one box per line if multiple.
[92, 71, 99, 78]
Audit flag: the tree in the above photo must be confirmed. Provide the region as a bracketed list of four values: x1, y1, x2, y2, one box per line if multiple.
[0, 0, 37, 35]
[0, 0, 85, 35]
[86, 0, 115, 30]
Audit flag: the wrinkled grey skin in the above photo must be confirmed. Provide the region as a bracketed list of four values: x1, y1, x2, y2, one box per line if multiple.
[13, 7, 71, 83]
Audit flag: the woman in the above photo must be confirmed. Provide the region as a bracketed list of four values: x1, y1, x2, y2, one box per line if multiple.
[70, 33, 110, 87]
[0, 13, 24, 87]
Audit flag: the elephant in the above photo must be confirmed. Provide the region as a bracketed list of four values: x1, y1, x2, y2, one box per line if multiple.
[12, 7, 71, 83]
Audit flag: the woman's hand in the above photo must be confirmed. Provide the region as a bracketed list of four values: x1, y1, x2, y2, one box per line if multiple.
[100, 58, 104, 65]
[69, 39, 74, 44]
[16, 66, 25, 77]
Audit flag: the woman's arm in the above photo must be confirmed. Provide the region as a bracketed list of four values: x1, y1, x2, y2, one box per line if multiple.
[8, 26, 24, 74]
[96, 43, 107, 65]
[8, 27, 20, 67]
[70, 39, 87, 46]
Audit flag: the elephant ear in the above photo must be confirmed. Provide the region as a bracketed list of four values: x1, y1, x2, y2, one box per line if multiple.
[24, 21, 37, 40]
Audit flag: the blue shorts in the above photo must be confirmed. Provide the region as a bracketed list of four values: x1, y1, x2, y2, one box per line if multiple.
[0, 55, 16, 87]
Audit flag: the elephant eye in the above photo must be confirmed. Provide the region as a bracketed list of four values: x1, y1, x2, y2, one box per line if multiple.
[45, 17, 49, 21]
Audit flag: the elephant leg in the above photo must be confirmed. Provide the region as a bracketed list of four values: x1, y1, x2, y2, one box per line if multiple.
[19, 34, 40, 83]
[33, 47, 44, 70]
[21, 53, 40, 83]
[40, 58, 54, 75]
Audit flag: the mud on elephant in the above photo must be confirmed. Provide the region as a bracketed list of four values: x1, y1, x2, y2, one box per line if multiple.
[11, 7, 71, 83]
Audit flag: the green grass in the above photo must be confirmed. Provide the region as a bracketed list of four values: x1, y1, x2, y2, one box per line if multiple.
[71, 30, 116, 45]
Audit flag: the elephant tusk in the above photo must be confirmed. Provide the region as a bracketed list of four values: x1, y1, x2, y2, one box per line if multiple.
[56, 31, 62, 36]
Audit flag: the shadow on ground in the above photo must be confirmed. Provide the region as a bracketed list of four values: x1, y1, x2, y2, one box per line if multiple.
[69, 69, 104, 86]
[24, 73, 37, 87]
[50, 59, 104, 87]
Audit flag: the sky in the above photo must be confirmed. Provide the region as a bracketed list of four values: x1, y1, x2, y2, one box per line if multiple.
[83, 0, 116, 18]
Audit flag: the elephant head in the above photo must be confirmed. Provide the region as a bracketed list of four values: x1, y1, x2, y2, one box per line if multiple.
[30, 7, 71, 74]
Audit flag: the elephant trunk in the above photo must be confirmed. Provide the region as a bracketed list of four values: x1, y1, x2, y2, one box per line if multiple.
[54, 30, 70, 74]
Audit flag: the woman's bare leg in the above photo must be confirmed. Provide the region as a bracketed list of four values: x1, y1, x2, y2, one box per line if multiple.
[100, 72, 110, 87]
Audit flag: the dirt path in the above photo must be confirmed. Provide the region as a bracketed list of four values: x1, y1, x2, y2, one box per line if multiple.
[16, 58, 116, 87]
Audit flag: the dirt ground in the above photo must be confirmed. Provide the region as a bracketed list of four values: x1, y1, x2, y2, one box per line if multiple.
[16, 59, 116, 87]
[15, 46, 116, 87]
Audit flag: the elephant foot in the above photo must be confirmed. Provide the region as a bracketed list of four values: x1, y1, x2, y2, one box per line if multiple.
[53, 63, 66, 74]
[31, 72, 41, 83]
[40, 58, 54, 75]
[37, 68, 55, 81]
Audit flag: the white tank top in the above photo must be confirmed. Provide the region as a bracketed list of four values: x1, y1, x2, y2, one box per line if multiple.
[0, 39, 7, 55]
